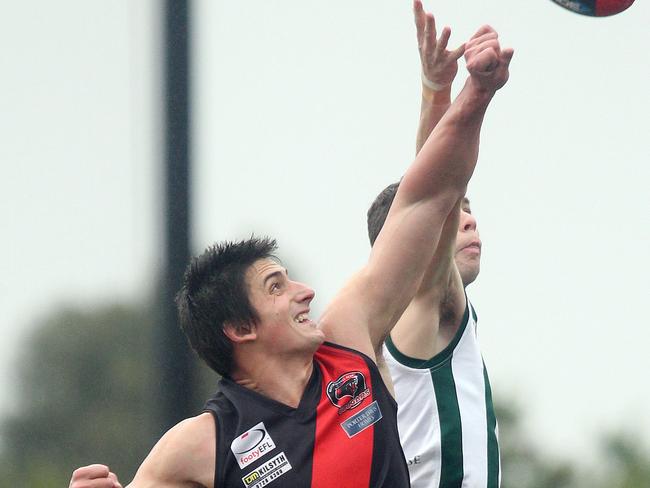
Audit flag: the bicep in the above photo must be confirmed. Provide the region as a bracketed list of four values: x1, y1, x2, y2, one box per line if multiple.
[364, 195, 464, 341]
[367, 199, 449, 300]
[128, 414, 216, 488]
[321, 200, 457, 358]
[423, 199, 462, 286]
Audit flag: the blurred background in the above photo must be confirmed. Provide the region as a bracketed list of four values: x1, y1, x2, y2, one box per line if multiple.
[2, 0, 649, 486]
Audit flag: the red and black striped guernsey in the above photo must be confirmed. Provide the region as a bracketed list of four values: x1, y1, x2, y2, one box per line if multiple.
[204, 342, 410, 488]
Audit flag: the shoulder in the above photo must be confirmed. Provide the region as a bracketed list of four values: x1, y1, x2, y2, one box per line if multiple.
[130, 413, 216, 487]
[163, 413, 216, 457]
[317, 270, 384, 361]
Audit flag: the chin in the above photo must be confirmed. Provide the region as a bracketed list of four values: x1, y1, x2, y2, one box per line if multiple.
[310, 329, 326, 345]
[298, 328, 326, 350]
[460, 264, 480, 287]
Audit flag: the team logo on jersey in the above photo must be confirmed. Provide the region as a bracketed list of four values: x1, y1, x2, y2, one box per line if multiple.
[326, 371, 370, 415]
[231, 422, 276, 469]
[241, 451, 292, 488]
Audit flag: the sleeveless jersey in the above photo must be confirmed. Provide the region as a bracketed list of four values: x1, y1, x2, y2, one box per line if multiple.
[204, 341, 410, 488]
[383, 300, 500, 488]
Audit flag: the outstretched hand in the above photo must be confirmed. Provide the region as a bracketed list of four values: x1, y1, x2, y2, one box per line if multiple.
[464, 25, 513, 92]
[414, 0, 465, 92]
[69, 464, 123, 488]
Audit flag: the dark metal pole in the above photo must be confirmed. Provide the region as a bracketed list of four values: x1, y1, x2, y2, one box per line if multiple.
[159, 0, 194, 432]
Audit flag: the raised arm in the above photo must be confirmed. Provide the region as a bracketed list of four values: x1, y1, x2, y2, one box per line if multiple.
[390, 27, 511, 359]
[412, 26, 508, 295]
[320, 26, 513, 360]
[413, 0, 465, 154]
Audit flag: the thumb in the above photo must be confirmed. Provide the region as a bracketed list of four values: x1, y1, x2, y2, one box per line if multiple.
[451, 42, 466, 60]
[501, 48, 514, 67]
[108, 472, 123, 488]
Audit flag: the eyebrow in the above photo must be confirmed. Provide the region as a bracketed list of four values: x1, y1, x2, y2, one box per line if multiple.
[262, 269, 287, 287]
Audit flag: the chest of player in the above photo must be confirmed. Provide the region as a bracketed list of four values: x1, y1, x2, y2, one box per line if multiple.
[210, 343, 409, 488]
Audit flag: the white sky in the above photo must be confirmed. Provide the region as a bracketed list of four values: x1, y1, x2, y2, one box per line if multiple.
[2, 0, 648, 464]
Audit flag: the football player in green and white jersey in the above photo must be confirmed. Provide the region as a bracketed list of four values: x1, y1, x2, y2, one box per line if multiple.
[366, 2, 503, 487]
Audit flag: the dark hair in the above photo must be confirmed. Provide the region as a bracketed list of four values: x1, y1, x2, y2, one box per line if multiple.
[175, 236, 278, 377]
[367, 181, 400, 246]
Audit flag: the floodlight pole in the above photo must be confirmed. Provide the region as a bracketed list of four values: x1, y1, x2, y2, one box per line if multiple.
[159, 0, 194, 432]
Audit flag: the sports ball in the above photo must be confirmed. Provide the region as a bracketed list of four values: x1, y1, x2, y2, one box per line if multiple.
[550, 0, 635, 16]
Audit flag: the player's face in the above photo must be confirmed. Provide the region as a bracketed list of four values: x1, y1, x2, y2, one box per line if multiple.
[245, 259, 325, 354]
[455, 198, 481, 286]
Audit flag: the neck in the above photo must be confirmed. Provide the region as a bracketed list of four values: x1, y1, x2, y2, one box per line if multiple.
[231, 350, 315, 408]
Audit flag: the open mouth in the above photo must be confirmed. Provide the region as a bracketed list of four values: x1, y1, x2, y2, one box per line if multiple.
[294, 313, 315, 327]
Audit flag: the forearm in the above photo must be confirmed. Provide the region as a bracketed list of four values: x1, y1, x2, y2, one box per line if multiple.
[415, 85, 452, 155]
[367, 81, 495, 312]
[402, 78, 494, 208]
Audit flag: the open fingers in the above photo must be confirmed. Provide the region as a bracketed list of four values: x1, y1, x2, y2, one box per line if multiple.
[450, 42, 466, 61]
[414, 0, 425, 47]
[436, 26, 451, 52]
[424, 12, 437, 48]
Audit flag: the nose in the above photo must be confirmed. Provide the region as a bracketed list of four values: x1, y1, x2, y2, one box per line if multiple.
[459, 210, 477, 232]
[293, 281, 315, 304]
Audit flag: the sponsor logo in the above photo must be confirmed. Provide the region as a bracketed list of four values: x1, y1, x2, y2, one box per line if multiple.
[326, 371, 370, 415]
[340, 400, 383, 438]
[231, 422, 276, 469]
[241, 451, 292, 488]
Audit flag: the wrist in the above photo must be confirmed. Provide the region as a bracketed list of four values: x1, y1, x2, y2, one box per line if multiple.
[422, 85, 451, 105]
[421, 73, 452, 104]
[454, 77, 495, 115]
[464, 76, 497, 100]
[421, 72, 447, 92]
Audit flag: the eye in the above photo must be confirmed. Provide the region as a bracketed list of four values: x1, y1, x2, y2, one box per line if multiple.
[270, 282, 281, 293]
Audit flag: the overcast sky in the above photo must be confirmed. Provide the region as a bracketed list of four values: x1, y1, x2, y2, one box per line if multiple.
[2, 0, 648, 464]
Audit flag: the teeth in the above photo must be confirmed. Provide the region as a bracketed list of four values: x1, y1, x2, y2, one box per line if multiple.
[295, 314, 308, 323]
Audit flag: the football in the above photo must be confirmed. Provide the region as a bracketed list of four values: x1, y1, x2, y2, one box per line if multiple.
[550, 0, 635, 16]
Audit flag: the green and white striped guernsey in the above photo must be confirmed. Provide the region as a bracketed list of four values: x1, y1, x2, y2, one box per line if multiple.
[383, 300, 500, 488]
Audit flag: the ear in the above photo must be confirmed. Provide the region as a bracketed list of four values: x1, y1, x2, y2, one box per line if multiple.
[223, 321, 257, 344]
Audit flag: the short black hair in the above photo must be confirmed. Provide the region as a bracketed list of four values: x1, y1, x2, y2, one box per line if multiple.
[367, 181, 400, 246]
[176, 236, 278, 377]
